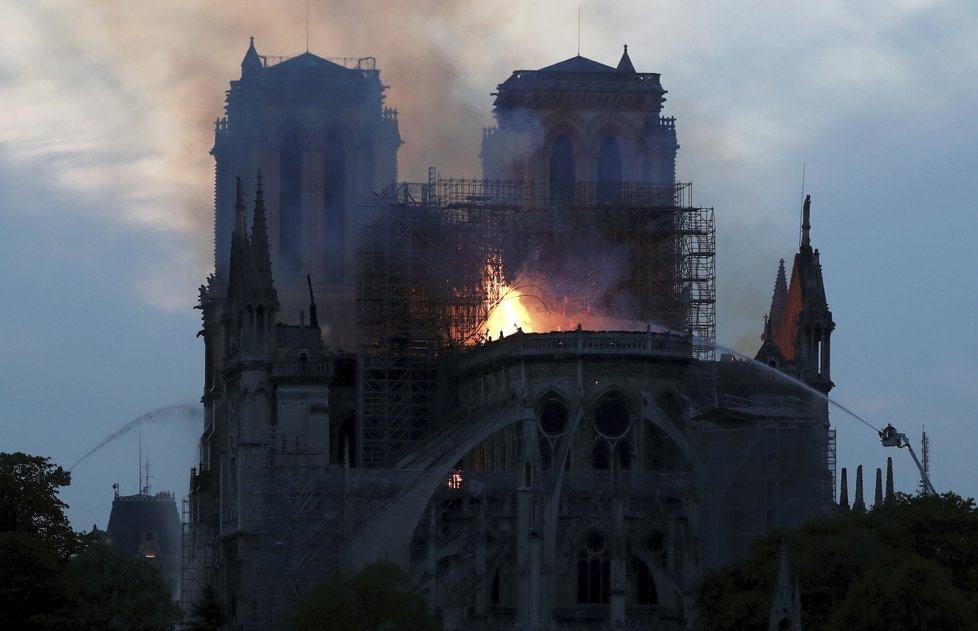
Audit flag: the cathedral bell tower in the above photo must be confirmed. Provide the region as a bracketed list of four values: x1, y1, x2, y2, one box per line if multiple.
[211, 38, 401, 349]
[481, 45, 678, 201]
[757, 195, 835, 394]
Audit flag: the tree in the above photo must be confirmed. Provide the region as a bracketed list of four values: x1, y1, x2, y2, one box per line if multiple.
[68, 542, 183, 630]
[695, 493, 978, 630]
[0, 453, 87, 629]
[292, 560, 441, 631]
[186, 584, 226, 631]
[0, 452, 83, 559]
[826, 555, 973, 630]
[0, 452, 181, 630]
[0, 530, 77, 629]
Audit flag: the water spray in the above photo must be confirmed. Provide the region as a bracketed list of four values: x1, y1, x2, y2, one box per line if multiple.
[713, 343, 880, 433]
[68, 404, 202, 472]
[712, 341, 938, 494]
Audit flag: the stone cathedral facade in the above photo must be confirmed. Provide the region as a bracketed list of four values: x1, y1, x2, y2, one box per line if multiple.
[184, 40, 836, 630]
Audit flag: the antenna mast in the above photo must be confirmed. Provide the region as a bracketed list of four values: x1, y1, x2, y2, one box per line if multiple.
[799, 163, 806, 246]
[919, 427, 930, 495]
[577, 5, 581, 55]
[307, 274, 319, 329]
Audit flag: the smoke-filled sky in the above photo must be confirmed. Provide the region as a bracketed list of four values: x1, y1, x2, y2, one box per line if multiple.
[2, 1, 976, 530]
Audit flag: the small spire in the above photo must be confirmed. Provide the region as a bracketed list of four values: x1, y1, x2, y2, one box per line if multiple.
[241, 36, 263, 78]
[801, 194, 812, 249]
[766, 258, 788, 340]
[769, 542, 799, 631]
[874, 467, 883, 509]
[617, 43, 636, 73]
[852, 465, 866, 513]
[249, 171, 279, 310]
[885, 457, 895, 504]
[234, 176, 246, 235]
[307, 274, 319, 329]
[839, 467, 849, 510]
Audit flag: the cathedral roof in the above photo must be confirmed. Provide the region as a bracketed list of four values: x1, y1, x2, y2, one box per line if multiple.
[617, 45, 636, 73]
[538, 55, 620, 73]
[493, 48, 665, 110]
[267, 51, 358, 78]
[241, 36, 262, 73]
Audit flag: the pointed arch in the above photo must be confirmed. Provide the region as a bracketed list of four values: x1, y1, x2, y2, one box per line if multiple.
[322, 122, 350, 283]
[577, 530, 610, 604]
[632, 556, 658, 604]
[549, 134, 575, 206]
[596, 135, 623, 204]
[274, 120, 307, 279]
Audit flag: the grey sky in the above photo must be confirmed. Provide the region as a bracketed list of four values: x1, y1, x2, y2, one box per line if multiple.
[1, 1, 975, 530]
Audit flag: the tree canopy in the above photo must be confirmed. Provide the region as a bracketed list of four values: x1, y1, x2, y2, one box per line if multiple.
[0, 452, 81, 559]
[292, 560, 441, 631]
[695, 492, 978, 630]
[0, 452, 181, 630]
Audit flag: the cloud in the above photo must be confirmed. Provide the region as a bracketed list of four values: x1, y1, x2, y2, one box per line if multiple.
[3, 1, 978, 324]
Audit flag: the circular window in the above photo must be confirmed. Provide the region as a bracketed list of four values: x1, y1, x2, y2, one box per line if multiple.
[594, 395, 630, 438]
[538, 399, 569, 436]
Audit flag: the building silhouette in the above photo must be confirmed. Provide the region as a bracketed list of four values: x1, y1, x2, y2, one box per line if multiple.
[184, 40, 836, 630]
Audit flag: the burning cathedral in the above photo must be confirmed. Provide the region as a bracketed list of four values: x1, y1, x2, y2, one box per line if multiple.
[183, 38, 837, 630]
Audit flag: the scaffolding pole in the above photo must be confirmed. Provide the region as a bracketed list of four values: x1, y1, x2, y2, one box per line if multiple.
[356, 179, 716, 467]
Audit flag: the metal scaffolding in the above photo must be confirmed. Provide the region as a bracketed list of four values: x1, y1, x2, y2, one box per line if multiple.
[181, 494, 212, 617]
[242, 427, 338, 628]
[356, 179, 716, 467]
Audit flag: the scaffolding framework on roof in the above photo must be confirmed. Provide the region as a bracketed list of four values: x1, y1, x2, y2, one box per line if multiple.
[239, 427, 338, 629]
[356, 179, 716, 467]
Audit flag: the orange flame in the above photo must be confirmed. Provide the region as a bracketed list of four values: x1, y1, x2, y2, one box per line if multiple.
[484, 283, 535, 339]
[476, 269, 664, 343]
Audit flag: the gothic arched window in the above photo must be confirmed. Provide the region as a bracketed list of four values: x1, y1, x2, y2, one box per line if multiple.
[278, 127, 303, 278]
[633, 557, 658, 604]
[577, 531, 610, 603]
[323, 129, 346, 283]
[594, 392, 631, 439]
[549, 135, 575, 206]
[596, 135, 623, 204]
[614, 439, 632, 470]
[592, 439, 610, 470]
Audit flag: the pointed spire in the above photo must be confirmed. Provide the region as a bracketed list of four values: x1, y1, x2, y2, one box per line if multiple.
[247, 172, 279, 311]
[241, 36, 263, 79]
[617, 44, 636, 73]
[839, 467, 849, 510]
[769, 542, 797, 631]
[852, 465, 866, 513]
[306, 274, 319, 329]
[874, 467, 883, 509]
[226, 176, 249, 304]
[792, 580, 802, 631]
[801, 194, 812, 249]
[766, 258, 788, 340]
[234, 176, 246, 235]
[885, 457, 895, 504]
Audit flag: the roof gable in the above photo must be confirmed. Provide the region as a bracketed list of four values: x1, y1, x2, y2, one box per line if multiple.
[538, 55, 619, 73]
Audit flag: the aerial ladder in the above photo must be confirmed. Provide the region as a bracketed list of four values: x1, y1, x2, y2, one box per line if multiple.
[879, 424, 936, 495]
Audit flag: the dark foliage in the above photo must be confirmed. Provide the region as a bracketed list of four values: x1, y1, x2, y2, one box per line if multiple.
[186, 584, 226, 631]
[695, 493, 978, 630]
[0, 452, 181, 630]
[292, 560, 441, 631]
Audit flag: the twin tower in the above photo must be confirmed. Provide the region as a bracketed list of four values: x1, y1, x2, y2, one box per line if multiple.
[210, 40, 678, 348]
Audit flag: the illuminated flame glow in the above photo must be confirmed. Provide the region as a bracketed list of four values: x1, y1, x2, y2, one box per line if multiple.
[447, 470, 464, 489]
[477, 269, 663, 343]
[484, 284, 535, 339]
